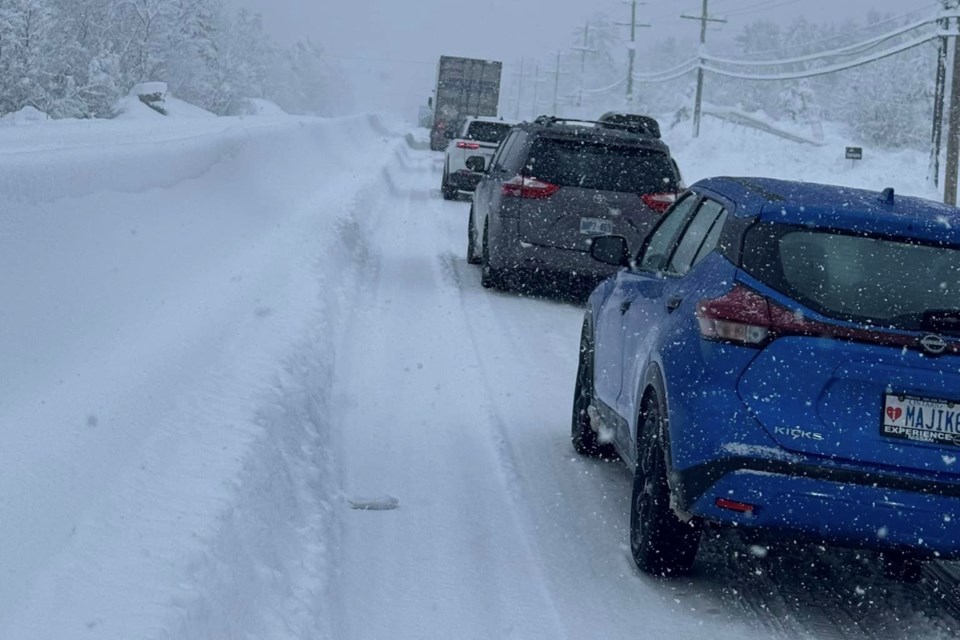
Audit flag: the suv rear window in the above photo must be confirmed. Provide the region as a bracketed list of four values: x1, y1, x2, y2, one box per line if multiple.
[465, 121, 512, 143]
[525, 139, 677, 194]
[743, 223, 960, 332]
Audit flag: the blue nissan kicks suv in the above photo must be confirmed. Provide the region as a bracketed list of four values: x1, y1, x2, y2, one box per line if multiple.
[573, 177, 960, 581]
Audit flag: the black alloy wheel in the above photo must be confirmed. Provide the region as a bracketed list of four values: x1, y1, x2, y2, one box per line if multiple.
[630, 397, 702, 577]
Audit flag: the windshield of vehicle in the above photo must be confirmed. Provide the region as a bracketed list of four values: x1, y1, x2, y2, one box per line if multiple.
[465, 121, 512, 143]
[744, 224, 960, 331]
[525, 139, 677, 193]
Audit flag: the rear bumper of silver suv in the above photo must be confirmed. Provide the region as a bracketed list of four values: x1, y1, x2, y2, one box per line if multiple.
[488, 225, 620, 282]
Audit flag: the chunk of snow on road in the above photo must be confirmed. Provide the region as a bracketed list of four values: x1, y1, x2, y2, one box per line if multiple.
[349, 496, 401, 511]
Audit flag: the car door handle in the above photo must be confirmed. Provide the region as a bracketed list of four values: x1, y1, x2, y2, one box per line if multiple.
[620, 301, 632, 315]
[666, 296, 683, 312]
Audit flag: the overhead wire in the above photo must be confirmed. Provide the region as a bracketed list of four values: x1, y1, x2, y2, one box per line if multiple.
[705, 14, 939, 67]
[731, 1, 940, 59]
[723, 0, 801, 18]
[703, 30, 940, 81]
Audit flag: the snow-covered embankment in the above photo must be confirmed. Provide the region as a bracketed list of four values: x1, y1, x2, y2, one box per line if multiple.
[0, 113, 404, 639]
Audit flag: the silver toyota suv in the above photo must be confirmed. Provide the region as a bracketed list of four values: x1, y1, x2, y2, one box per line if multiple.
[466, 116, 682, 293]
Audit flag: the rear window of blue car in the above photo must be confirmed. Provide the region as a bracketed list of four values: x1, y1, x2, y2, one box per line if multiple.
[743, 223, 960, 332]
[524, 139, 678, 194]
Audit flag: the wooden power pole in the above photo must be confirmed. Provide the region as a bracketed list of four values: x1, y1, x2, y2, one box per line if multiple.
[943, 1, 960, 204]
[618, 1, 651, 109]
[682, 0, 726, 138]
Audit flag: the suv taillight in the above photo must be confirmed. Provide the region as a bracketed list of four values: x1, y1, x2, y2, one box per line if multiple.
[697, 284, 941, 351]
[697, 285, 772, 346]
[641, 193, 677, 214]
[456, 141, 481, 150]
[502, 176, 560, 199]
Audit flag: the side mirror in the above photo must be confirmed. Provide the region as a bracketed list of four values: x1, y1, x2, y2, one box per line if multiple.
[590, 235, 630, 267]
[465, 156, 487, 173]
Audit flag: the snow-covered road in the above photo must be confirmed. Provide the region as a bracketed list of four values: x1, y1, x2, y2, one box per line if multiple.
[329, 129, 960, 640]
[2, 113, 960, 639]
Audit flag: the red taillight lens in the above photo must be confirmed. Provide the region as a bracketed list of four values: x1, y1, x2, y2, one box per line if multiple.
[697, 284, 938, 351]
[641, 192, 678, 214]
[502, 176, 560, 199]
[697, 285, 773, 346]
[456, 141, 481, 150]
[716, 498, 757, 514]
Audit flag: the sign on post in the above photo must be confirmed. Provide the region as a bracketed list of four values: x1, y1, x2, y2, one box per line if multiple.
[846, 146, 863, 161]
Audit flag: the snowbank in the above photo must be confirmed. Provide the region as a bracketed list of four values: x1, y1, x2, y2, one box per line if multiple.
[0, 113, 407, 639]
[0, 105, 50, 124]
[667, 115, 939, 201]
[231, 97, 288, 117]
[114, 82, 216, 120]
[114, 94, 216, 120]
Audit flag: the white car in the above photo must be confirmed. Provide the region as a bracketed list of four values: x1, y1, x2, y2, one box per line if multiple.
[441, 117, 514, 200]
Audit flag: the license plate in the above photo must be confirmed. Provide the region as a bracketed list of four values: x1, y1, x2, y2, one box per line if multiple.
[580, 217, 614, 236]
[882, 393, 960, 447]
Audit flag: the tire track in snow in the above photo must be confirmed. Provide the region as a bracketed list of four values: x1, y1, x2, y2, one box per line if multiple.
[382, 137, 960, 640]
[431, 179, 960, 639]
[330, 143, 569, 639]
[435, 201, 758, 639]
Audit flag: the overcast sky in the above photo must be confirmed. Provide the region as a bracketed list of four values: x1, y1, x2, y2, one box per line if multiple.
[238, 0, 938, 115]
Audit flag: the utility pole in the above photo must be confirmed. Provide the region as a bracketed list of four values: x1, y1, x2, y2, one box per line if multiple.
[930, 0, 960, 199]
[553, 51, 562, 116]
[514, 58, 526, 121]
[932, 30, 947, 188]
[945, 2, 960, 205]
[549, 51, 571, 116]
[571, 21, 598, 108]
[617, 1, 651, 109]
[682, 0, 726, 138]
[531, 64, 541, 120]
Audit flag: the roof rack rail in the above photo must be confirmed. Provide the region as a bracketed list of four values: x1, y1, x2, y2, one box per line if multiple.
[533, 115, 606, 127]
[531, 115, 645, 133]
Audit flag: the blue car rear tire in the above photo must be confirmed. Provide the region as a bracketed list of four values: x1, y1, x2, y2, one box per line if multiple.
[630, 397, 702, 576]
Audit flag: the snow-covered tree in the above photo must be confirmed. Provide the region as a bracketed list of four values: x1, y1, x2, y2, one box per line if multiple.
[0, 0, 348, 119]
[778, 81, 819, 124]
[0, 0, 58, 114]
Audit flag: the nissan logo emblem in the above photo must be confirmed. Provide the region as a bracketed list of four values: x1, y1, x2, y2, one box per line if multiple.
[593, 194, 606, 205]
[921, 334, 948, 355]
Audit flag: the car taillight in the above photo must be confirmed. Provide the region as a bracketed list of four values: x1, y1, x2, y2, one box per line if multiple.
[641, 193, 678, 214]
[697, 285, 773, 346]
[697, 284, 949, 352]
[456, 141, 481, 150]
[502, 176, 560, 199]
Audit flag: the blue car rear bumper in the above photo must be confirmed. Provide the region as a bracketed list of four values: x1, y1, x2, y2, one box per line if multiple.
[658, 334, 960, 559]
[679, 459, 960, 558]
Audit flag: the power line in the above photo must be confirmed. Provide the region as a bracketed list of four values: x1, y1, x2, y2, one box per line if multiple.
[735, 2, 939, 58]
[702, 30, 939, 81]
[327, 54, 434, 66]
[723, 0, 801, 18]
[706, 14, 938, 67]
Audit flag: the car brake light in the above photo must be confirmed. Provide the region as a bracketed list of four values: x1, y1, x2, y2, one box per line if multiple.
[716, 498, 756, 514]
[697, 284, 955, 352]
[641, 193, 677, 214]
[502, 176, 560, 199]
[456, 141, 481, 150]
[697, 285, 772, 346]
